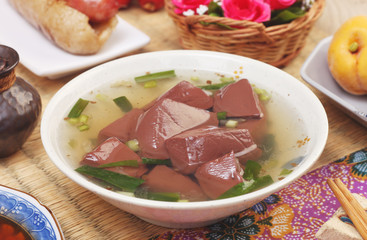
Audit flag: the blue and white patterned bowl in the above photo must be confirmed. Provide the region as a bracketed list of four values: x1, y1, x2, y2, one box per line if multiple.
[0, 184, 64, 240]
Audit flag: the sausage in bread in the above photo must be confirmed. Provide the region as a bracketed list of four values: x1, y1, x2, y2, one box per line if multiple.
[10, 0, 119, 55]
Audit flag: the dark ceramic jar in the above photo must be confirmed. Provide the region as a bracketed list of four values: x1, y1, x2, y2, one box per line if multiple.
[0, 45, 42, 158]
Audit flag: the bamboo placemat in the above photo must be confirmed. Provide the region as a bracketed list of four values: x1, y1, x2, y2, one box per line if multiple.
[2, 1, 367, 239]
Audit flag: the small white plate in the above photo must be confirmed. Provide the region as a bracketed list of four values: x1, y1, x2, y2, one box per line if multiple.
[301, 36, 367, 128]
[0, 0, 150, 79]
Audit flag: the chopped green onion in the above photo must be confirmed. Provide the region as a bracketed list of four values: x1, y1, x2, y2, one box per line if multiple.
[126, 139, 140, 152]
[198, 81, 235, 90]
[217, 180, 254, 199]
[225, 120, 238, 128]
[113, 96, 132, 112]
[134, 70, 176, 83]
[75, 165, 144, 192]
[142, 157, 172, 166]
[67, 114, 90, 131]
[218, 158, 274, 199]
[78, 124, 89, 131]
[135, 187, 180, 202]
[144, 80, 157, 88]
[67, 118, 79, 125]
[79, 114, 89, 124]
[98, 160, 139, 168]
[67, 98, 89, 118]
[243, 160, 262, 181]
[67, 115, 89, 125]
[259, 93, 271, 101]
[217, 111, 227, 120]
[253, 87, 271, 101]
[280, 168, 293, 176]
[246, 175, 274, 192]
[218, 175, 274, 199]
[190, 76, 200, 82]
[145, 192, 180, 202]
[253, 87, 262, 95]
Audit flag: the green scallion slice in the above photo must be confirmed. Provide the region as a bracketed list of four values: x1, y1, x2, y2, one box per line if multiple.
[190, 76, 200, 82]
[98, 160, 139, 168]
[280, 168, 293, 176]
[67, 98, 89, 118]
[217, 111, 227, 120]
[78, 124, 89, 132]
[198, 81, 235, 90]
[244, 175, 274, 193]
[218, 175, 274, 199]
[79, 114, 89, 124]
[126, 139, 140, 152]
[134, 70, 176, 83]
[217, 181, 254, 199]
[67, 118, 79, 125]
[135, 187, 180, 202]
[144, 80, 157, 88]
[75, 165, 144, 192]
[113, 96, 132, 112]
[243, 160, 262, 181]
[225, 120, 238, 128]
[145, 192, 180, 202]
[142, 157, 172, 166]
[253, 87, 271, 101]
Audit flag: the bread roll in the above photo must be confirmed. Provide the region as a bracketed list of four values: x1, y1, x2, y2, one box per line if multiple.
[10, 0, 118, 55]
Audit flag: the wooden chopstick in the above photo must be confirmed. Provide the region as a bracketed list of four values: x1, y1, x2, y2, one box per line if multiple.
[327, 178, 367, 240]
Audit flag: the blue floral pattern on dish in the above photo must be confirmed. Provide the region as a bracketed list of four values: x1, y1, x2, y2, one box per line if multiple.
[0, 185, 64, 240]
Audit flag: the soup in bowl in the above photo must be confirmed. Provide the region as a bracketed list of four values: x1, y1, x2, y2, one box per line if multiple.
[41, 50, 328, 228]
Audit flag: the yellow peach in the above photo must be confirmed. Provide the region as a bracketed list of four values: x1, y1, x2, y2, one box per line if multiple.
[328, 16, 367, 95]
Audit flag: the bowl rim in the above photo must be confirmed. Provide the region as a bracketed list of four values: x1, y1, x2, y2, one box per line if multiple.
[41, 50, 329, 211]
[0, 184, 65, 240]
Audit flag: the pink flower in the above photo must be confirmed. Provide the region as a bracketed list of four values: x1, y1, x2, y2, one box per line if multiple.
[266, 0, 296, 10]
[221, 0, 271, 23]
[172, 0, 211, 14]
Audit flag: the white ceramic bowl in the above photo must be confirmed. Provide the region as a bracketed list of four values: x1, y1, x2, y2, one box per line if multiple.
[41, 50, 328, 228]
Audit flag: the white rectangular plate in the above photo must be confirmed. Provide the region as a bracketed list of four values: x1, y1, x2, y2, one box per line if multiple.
[0, 0, 150, 79]
[301, 36, 367, 128]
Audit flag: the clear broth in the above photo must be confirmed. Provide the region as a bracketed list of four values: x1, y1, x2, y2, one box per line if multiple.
[61, 72, 308, 188]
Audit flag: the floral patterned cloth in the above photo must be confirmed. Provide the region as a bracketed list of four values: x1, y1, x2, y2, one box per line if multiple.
[151, 147, 367, 240]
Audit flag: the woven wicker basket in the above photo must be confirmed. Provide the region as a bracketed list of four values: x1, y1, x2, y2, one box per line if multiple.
[165, 0, 325, 67]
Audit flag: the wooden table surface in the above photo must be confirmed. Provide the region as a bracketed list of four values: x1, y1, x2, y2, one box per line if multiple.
[2, 0, 367, 239]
